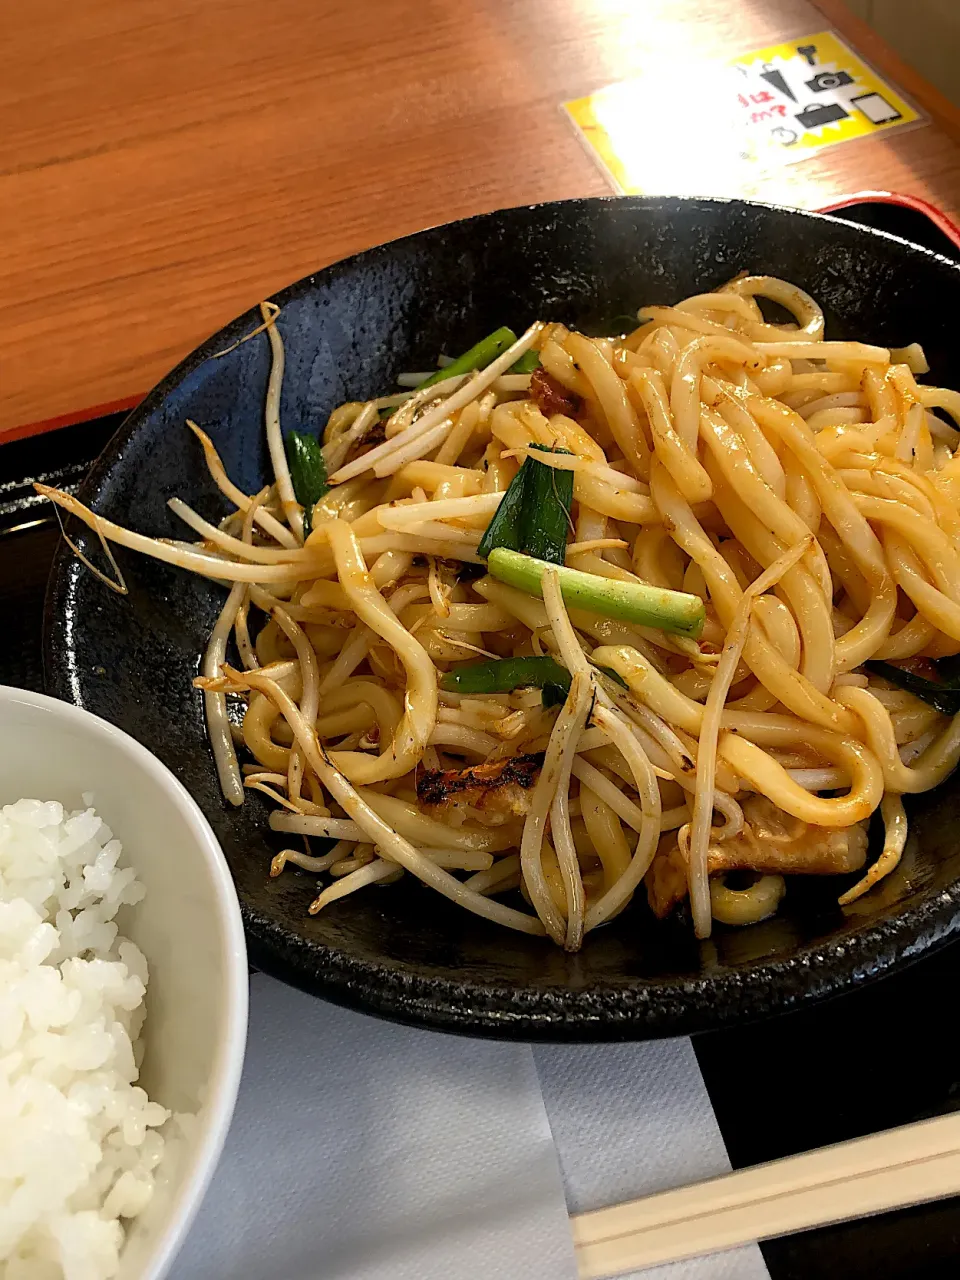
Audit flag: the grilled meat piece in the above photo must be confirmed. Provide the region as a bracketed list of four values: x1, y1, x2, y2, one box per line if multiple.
[530, 367, 580, 419]
[646, 796, 869, 918]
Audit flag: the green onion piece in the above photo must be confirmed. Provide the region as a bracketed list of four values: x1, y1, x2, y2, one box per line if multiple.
[864, 660, 960, 716]
[934, 654, 960, 685]
[440, 656, 571, 696]
[476, 446, 572, 564]
[596, 665, 629, 690]
[604, 314, 643, 334]
[476, 465, 529, 561]
[439, 654, 629, 710]
[540, 662, 629, 706]
[488, 548, 705, 638]
[417, 327, 518, 391]
[541, 682, 568, 708]
[523, 444, 573, 564]
[285, 431, 329, 533]
[509, 350, 541, 374]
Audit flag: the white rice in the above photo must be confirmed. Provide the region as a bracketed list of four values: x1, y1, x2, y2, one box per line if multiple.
[1, 798, 169, 1279]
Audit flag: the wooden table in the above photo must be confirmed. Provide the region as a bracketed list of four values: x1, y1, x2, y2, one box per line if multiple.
[3, 0, 960, 437]
[4, 8, 960, 1277]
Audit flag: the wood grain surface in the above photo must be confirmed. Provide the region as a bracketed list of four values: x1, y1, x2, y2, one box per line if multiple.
[3, 0, 960, 435]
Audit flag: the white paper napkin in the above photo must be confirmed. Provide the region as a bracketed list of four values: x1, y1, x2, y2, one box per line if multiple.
[171, 974, 577, 1280]
[173, 975, 770, 1280]
[534, 1041, 770, 1280]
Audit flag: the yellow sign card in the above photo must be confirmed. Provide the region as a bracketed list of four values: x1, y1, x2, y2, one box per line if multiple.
[565, 30, 922, 197]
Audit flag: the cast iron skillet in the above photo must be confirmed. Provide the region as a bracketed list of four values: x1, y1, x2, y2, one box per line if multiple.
[44, 196, 960, 1039]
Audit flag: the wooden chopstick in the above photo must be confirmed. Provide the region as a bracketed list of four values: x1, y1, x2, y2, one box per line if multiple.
[571, 1111, 960, 1279]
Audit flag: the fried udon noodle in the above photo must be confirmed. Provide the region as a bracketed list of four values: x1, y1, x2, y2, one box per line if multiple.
[39, 276, 960, 948]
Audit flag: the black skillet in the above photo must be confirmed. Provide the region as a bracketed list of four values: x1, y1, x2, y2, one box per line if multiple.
[43, 195, 960, 1039]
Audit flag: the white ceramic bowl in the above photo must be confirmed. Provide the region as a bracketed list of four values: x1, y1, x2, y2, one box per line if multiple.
[0, 685, 248, 1279]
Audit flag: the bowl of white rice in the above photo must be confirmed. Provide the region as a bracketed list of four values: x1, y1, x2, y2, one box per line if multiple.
[0, 685, 248, 1279]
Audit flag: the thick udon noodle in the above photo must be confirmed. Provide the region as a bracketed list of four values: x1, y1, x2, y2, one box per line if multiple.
[40, 278, 960, 947]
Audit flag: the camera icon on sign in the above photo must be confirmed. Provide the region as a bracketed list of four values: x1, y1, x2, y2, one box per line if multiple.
[805, 70, 854, 93]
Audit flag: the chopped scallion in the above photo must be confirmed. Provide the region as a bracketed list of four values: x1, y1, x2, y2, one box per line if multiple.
[476, 446, 572, 564]
[440, 656, 571, 696]
[864, 659, 960, 716]
[487, 548, 705, 638]
[416, 327, 518, 391]
[285, 431, 329, 533]
[509, 350, 541, 374]
[439, 654, 628, 708]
